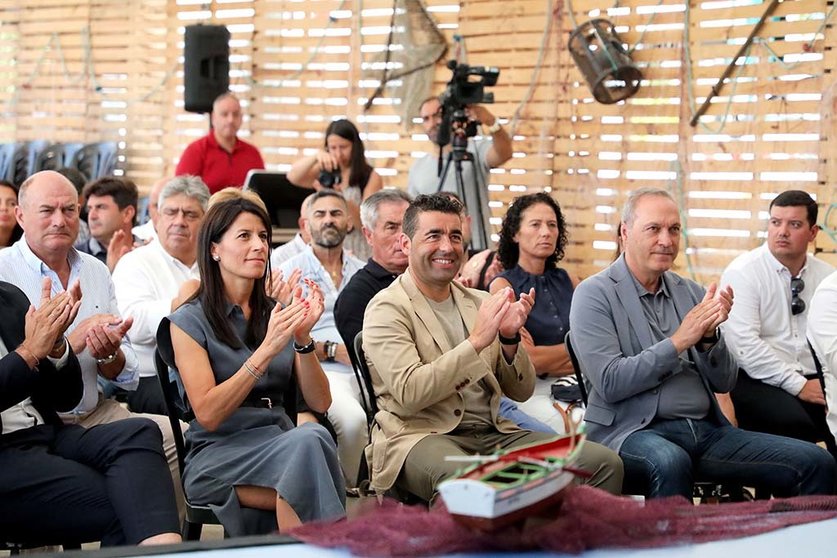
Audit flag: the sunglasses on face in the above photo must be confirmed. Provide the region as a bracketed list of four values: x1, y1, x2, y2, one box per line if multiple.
[790, 276, 805, 316]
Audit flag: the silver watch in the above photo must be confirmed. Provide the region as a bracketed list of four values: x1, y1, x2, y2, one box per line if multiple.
[96, 352, 118, 365]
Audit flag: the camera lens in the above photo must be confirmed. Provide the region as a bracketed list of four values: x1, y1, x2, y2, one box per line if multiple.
[318, 169, 339, 188]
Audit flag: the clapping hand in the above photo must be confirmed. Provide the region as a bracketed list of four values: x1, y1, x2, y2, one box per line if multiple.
[263, 289, 310, 356]
[21, 278, 83, 360]
[498, 287, 535, 339]
[106, 230, 136, 272]
[468, 288, 513, 352]
[86, 316, 133, 361]
[293, 279, 324, 342]
[267, 268, 301, 307]
[672, 283, 734, 352]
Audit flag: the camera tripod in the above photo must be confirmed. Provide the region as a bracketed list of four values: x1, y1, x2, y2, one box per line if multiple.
[434, 134, 491, 251]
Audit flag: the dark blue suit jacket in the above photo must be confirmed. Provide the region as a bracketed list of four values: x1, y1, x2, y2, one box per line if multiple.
[0, 281, 82, 441]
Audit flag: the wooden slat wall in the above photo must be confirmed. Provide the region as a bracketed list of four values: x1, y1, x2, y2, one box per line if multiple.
[0, 0, 833, 283]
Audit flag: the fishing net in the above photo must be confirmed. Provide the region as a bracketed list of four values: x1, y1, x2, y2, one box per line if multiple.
[291, 485, 837, 556]
[362, 0, 447, 128]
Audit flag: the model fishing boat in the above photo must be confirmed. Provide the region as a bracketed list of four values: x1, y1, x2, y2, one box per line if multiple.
[437, 429, 586, 531]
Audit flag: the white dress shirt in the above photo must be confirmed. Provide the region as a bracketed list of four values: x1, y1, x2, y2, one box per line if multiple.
[269, 232, 308, 268]
[720, 243, 835, 395]
[112, 239, 200, 377]
[132, 220, 157, 242]
[0, 238, 140, 418]
[278, 245, 363, 375]
[808, 270, 837, 443]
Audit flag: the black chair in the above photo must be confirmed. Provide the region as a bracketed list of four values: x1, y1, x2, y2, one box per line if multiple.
[564, 330, 753, 503]
[9, 140, 48, 186]
[347, 331, 376, 489]
[154, 319, 225, 541]
[34, 142, 83, 173]
[564, 330, 588, 405]
[0, 143, 15, 182]
[72, 141, 118, 180]
[350, 331, 378, 424]
[808, 341, 837, 459]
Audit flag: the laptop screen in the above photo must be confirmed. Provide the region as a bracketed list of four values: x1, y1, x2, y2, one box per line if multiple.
[243, 170, 315, 229]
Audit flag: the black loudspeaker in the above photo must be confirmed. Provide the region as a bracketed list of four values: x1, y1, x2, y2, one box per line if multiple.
[183, 24, 230, 114]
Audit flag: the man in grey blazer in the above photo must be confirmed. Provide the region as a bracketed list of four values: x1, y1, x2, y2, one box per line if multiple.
[363, 194, 623, 501]
[569, 187, 834, 499]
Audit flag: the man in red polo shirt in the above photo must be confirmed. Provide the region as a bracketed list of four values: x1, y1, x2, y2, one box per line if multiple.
[175, 92, 265, 194]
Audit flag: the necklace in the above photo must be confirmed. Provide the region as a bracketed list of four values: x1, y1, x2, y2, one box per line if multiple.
[327, 267, 341, 284]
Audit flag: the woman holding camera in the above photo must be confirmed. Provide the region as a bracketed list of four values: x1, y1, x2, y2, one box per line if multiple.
[288, 119, 382, 260]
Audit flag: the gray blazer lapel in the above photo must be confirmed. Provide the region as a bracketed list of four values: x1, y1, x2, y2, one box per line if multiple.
[610, 256, 654, 350]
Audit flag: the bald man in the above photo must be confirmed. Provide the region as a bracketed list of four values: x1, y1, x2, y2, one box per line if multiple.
[0, 170, 185, 516]
[175, 92, 265, 193]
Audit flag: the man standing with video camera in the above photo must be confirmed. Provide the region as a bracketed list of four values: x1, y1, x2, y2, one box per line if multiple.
[408, 96, 513, 251]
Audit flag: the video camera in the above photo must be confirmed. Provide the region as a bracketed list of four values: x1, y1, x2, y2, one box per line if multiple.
[436, 60, 500, 149]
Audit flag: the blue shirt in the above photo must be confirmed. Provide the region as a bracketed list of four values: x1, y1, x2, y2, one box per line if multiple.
[0, 237, 139, 417]
[278, 245, 363, 375]
[497, 265, 574, 346]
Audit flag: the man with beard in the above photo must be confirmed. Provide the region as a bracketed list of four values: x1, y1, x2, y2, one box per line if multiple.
[275, 190, 368, 488]
[407, 97, 513, 251]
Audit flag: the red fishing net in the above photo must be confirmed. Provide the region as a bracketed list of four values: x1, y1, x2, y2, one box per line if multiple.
[291, 486, 837, 556]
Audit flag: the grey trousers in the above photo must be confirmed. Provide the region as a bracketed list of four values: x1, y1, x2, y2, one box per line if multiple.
[396, 426, 624, 502]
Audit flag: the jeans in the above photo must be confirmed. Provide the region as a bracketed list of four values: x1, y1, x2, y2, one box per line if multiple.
[499, 396, 555, 434]
[619, 417, 835, 499]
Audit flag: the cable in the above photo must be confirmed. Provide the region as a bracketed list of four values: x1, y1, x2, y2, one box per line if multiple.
[509, 0, 558, 136]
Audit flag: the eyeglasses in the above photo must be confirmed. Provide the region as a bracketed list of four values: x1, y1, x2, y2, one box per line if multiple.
[790, 276, 805, 316]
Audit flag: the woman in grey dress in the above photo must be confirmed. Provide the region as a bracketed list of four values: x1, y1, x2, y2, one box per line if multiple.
[168, 196, 345, 536]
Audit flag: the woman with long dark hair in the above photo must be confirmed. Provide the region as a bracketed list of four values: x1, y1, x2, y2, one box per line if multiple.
[490, 192, 582, 433]
[288, 119, 383, 259]
[168, 197, 345, 535]
[0, 180, 23, 248]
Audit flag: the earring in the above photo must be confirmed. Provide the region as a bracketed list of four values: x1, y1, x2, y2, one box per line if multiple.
[212, 255, 220, 262]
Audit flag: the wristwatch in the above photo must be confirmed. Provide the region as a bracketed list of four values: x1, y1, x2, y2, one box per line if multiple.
[323, 341, 337, 362]
[498, 332, 521, 345]
[96, 351, 118, 366]
[293, 338, 316, 354]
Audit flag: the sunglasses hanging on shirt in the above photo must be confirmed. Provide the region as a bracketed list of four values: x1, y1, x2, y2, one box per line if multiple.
[790, 276, 805, 316]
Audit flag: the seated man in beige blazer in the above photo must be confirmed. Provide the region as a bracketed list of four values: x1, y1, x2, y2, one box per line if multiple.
[362, 193, 623, 502]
